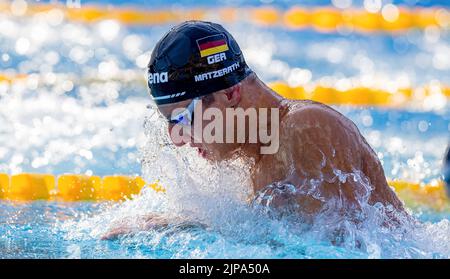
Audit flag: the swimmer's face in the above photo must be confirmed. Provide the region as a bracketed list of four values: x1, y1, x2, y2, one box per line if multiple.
[158, 89, 243, 162]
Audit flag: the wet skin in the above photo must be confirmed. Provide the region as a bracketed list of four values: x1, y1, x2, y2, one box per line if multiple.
[252, 99, 404, 219]
[102, 74, 405, 239]
[159, 74, 404, 214]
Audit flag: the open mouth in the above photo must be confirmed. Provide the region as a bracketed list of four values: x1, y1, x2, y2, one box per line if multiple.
[197, 148, 207, 158]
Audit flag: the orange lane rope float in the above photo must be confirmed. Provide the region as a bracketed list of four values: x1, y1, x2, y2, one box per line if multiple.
[0, 173, 448, 211]
[0, 2, 448, 34]
[0, 173, 164, 202]
[1, 72, 449, 108]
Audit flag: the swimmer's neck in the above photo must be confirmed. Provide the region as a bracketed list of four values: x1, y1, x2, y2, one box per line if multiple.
[239, 74, 285, 111]
[235, 75, 288, 163]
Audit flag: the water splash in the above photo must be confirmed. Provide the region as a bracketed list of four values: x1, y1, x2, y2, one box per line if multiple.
[1, 4, 448, 258]
[59, 110, 450, 259]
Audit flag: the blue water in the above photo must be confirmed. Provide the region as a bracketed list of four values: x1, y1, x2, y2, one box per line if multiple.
[0, 0, 449, 258]
[0, 199, 449, 259]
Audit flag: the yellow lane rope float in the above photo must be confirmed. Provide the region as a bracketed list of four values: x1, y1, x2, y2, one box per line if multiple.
[1, 72, 449, 108]
[270, 81, 450, 107]
[0, 173, 448, 211]
[0, 173, 164, 202]
[0, 2, 448, 34]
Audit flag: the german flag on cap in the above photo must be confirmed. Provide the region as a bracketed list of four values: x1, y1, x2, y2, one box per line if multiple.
[196, 34, 229, 58]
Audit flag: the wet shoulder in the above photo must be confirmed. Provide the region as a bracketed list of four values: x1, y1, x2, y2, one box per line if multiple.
[278, 100, 367, 174]
[280, 100, 354, 133]
[279, 99, 365, 155]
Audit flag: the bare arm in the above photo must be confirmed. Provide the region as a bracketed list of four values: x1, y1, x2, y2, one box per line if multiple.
[101, 213, 172, 240]
[101, 213, 206, 240]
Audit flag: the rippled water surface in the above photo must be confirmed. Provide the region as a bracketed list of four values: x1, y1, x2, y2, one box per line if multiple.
[0, 0, 449, 258]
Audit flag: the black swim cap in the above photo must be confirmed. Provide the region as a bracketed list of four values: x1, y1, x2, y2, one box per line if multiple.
[147, 20, 253, 105]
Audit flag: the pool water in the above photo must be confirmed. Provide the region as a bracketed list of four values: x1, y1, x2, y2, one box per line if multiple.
[1, 0, 449, 258]
[0, 195, 449, 259]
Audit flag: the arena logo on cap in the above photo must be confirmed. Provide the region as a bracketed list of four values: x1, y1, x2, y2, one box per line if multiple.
[196, 34, 229, 58]
[148, 72, 168, 84]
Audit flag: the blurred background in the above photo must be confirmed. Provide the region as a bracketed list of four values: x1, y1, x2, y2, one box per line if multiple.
[0, 0, 450, 259]
[0, 0, 448, 184]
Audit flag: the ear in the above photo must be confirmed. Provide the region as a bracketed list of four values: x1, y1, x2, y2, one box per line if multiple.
[224, 84, 241, 107]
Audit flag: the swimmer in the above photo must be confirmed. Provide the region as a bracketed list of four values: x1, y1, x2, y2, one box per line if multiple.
[103, 20, 405, 239]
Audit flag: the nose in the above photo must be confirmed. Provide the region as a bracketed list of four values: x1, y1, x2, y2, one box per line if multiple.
[168, 125, 188, 147]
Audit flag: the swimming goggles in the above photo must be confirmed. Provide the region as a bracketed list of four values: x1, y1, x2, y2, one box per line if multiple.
[168, 97, 200, 126]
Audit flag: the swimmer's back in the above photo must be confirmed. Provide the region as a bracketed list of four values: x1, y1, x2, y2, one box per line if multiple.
[278, 99, 404, 211]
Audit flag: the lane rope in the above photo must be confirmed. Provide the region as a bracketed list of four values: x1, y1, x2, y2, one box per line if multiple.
[0, 173, 164, 202]
[0, 2, 448, 34]
[0, 173, 448, 211]
[1, 72, 449, 108]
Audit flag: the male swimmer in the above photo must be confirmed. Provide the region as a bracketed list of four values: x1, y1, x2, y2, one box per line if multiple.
[103, 21, 405, 239]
